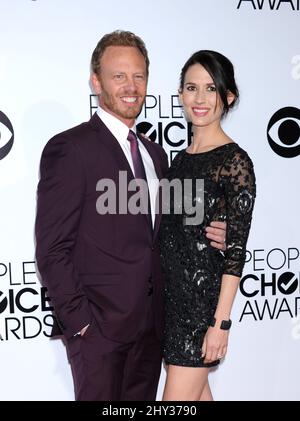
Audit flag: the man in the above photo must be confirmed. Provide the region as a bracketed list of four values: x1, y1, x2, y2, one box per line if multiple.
[35, 30, 226, 401]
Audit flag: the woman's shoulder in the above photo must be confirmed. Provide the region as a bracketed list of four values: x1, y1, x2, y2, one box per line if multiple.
[223, 142, 254, 168]
[169, 149, 186, 165]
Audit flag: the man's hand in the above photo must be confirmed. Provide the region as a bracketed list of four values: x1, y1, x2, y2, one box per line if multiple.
[205, 221, 226, 251]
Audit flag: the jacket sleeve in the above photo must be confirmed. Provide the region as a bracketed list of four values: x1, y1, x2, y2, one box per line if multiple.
[35, 134, 92, 339]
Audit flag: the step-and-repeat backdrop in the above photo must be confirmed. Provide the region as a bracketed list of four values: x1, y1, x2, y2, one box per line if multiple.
[0, 0, 299, 400]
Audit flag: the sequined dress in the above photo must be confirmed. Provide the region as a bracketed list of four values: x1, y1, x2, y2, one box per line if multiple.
[159, 143, 256, 367]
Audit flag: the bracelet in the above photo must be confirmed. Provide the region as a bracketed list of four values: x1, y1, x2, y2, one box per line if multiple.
[210, 317, 232, 330]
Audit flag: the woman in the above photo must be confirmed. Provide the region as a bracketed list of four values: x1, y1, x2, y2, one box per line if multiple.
[159, 50, 256, 400]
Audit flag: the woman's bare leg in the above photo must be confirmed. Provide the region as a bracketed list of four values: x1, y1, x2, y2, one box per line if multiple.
[199, 380, 213, 401]
[162, 364, 210, 401]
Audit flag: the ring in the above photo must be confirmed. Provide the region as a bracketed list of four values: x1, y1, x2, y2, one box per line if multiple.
[217, 355, 223, 359]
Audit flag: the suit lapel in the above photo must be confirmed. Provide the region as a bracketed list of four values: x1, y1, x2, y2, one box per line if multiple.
[89, 113, 135, 181]
[89, 114, 152, 240]
[89, 113, 164, 242]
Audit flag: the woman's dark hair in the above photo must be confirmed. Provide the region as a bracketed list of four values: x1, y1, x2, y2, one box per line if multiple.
[179, 50, 239, 117]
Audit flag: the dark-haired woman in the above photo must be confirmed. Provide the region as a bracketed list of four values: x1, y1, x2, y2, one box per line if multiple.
[159, 50, 256, 400]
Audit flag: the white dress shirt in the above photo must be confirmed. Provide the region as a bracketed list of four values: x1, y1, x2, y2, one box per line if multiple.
[97, 107, 159, 227]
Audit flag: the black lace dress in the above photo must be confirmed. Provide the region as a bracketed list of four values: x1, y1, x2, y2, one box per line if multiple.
[159, 143, 256, 367]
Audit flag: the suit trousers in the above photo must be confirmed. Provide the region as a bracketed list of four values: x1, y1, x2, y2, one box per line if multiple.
[67, 298, 162, 401]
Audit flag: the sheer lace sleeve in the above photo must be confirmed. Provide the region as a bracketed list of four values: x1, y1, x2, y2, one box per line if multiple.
[219, 147, 256, 277]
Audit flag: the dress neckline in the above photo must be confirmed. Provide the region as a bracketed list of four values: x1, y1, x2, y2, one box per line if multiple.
[184, 142, 237, 156]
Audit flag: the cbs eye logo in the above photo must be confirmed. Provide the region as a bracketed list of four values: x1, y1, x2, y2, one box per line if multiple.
[0, 111, 14, 160]
[267, 107, 300, 158]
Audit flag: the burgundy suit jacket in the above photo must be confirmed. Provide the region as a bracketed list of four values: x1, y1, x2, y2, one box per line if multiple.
[35, 113, 168, 342]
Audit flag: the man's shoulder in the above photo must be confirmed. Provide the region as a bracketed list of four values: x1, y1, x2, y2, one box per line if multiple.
[51, 120, 92, 144]
[43, 115, 100, 153]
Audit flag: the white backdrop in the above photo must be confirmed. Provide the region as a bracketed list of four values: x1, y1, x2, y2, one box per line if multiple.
[0, 0, 299, 401]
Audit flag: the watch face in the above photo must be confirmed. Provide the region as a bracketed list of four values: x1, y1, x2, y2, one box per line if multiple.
[210, 318, 232, 330]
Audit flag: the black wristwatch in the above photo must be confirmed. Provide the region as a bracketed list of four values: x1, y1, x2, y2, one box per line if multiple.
[210, 317, 232, 330]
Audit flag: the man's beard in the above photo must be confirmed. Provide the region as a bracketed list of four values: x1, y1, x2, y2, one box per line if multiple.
[100, 91, 144, 120]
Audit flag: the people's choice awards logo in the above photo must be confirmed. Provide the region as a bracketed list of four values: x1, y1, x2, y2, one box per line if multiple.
[136, 122, 157, 142]
[0, 111, 14, 160]
[237, 0, 300, 10]
[0, 261, 54, 341]
[239, 248, 300, 323]
[267, 107, 300, 158]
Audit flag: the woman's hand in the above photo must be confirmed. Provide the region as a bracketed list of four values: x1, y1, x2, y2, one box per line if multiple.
[201, 325, 229, 363]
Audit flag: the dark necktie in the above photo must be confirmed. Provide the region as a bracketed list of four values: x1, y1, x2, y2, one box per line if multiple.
[127, 130, 152, 230]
